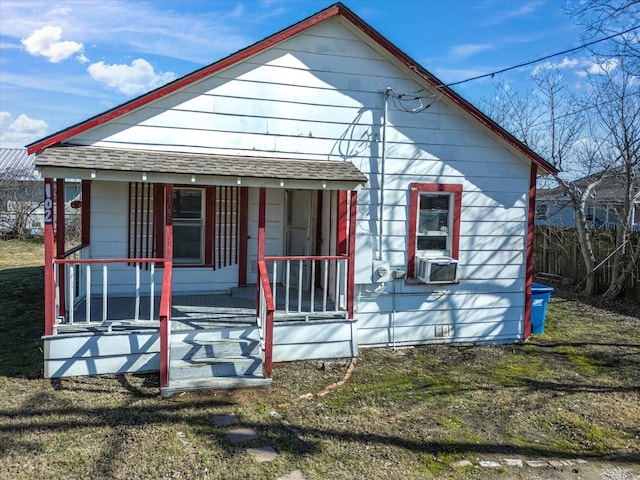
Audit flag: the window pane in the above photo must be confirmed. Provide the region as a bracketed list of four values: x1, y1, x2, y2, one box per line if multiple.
[419, 194, 449, 233]
[417, 235, 447, 251]
[419, 211, 448, 233]
[174, 224, 201, 261]
[173, 189, 202, 219]
[420, 194, 449, 211]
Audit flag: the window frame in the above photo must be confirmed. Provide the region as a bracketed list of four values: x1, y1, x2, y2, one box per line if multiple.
[407, 182, 462, 280]
[172, 187, 205, 265]
[535, 202, 549, 219]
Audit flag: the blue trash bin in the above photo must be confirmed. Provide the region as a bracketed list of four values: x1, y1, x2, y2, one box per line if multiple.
[530, 283, 554, 334]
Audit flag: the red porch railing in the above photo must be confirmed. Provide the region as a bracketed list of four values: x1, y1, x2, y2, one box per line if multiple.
[159, 261, 172, 388]
[257, 260, 275, 378]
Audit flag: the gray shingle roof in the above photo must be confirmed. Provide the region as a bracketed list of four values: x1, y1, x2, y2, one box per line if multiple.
[35, 146, 367, 183]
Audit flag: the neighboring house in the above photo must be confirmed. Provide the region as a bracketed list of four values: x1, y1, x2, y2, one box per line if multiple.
[0, 148, 43, 236]
[0, 148, 81, 237]
[536, 170, 640, 231]
[28, 3, 556, 396]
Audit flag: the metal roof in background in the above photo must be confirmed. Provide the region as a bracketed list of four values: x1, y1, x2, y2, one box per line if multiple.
[0, 148, 40, 181]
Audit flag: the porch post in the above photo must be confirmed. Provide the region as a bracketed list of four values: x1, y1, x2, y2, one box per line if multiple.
[256, 187, 266, 310]
[81, 180, 91, 245]
[238, 187, 248, 286]
[159, 184, 173, 389]
[336, 191, 348, 255]
[43, 178, 55, 336]
[56, 179, 66, 317]
[348, 190, 358, 319]
[524, 163, 536, 338]
[257, 187, 266, 261]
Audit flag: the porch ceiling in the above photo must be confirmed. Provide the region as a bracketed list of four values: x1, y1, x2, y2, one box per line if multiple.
[35, 146, 367, 190]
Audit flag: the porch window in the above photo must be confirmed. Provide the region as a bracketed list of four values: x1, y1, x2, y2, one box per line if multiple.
[407, 183, 462, 279]
[128, 183, 242, 269]
[172, 188, 204, 264]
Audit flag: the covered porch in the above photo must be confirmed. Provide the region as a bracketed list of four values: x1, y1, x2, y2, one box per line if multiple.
[37, 147, 365, 395]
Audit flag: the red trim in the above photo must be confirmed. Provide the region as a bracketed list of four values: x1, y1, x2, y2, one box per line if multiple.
[238, 187, 248, 286]
[314, 191, 323, 287]
[256, 188, 267, 313]
[25, 3, 556, 176]
[258, 260, 275, 378]
[407, 183, 462, 279]
[81, 180, 91, 245]
[153, 184, 165, 265]
[127, 183, 132, 261]
[336, 190, 348, 256]
[44, 179, 55, 336]
[55, 179, 66, 317]
[159, 184, 173, 389]
[223, 187, 229, 267]
[347, 190, 357, 319]
[205, 186, 214, 266]
[145, 184, 152, 261]
[524, 163, 537, 339]
[26, 5, 341, 155]
[258, 188, 266, 262]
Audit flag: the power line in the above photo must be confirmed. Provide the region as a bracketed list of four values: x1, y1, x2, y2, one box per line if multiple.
[441, 25, 640, 88]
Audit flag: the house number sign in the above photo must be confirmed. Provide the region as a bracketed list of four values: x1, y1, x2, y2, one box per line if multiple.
[44, 180, 53, 224]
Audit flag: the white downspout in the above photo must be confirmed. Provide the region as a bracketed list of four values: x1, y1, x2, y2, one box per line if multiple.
[379, 87, 391, 261]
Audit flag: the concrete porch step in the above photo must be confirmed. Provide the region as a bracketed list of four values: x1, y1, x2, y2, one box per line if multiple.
[161, 376, 272, 397]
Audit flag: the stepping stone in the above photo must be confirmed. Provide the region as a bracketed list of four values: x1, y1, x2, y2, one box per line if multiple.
[213, 413, 239, 427]
[526, 460, 549, 467]
[503, 459, 523, 467]
[278, 471, 307, 480]
[549, 460, 566, 468]
[226, 427, 258, 445]
[479, 460, 501, 468]
[247, 446, 279, 463]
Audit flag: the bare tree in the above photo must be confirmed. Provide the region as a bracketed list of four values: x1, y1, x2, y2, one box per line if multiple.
[586, 54, 640, 297]
[566, 0, 640, 75]
[484, 53, 639, 297]
[0, 170, 43, 240]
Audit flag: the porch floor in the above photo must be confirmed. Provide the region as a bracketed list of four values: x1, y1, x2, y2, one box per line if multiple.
[54, 287, 344, 334]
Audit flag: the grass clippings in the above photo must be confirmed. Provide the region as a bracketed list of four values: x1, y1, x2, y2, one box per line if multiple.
[0, 239, 638, 479]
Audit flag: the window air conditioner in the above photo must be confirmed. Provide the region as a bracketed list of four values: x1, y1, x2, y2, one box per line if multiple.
[415, 256, 459, 284]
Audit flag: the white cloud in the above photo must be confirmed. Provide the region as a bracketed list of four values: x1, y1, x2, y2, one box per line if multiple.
[0, 113, 48, 147]
[0, 111, 11, 127]
[587, 58, 619, 75]
[450, 43, 494, 59]
[532, 57, 591, 76]
[21, 25, 84, 63]
[87, 58, 176, 96]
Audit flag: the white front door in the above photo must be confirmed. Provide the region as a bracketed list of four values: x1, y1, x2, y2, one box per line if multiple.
[285, 190, 315, 291]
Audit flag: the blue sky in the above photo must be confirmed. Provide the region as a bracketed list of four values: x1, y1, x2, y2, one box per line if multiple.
[0, 0, 600, 148]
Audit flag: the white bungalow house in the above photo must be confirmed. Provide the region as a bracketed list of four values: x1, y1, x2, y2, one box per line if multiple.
[28, 3, 556, 396]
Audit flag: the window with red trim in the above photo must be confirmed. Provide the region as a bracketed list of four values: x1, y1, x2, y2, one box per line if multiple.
[128, 183, 241, 268]
[407, 183, 462, 279]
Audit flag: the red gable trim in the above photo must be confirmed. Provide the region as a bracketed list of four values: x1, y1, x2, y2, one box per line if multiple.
[27, 4, 342, 154]
[335, 6, 557, 176]
[27, 2, 557, 175]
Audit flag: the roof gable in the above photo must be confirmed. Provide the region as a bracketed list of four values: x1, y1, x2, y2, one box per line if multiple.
[26, 2, 556, 175]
